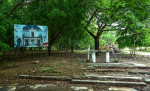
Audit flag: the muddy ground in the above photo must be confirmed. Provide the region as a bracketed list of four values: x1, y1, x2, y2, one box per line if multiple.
[0, 50, 150, 90]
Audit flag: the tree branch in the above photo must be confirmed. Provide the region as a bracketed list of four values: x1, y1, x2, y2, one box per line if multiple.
[97, 24, 103, 36]
[6, 0, 25, 17]
[6, 0, 48, 17]
[98, 23, 107, 36]
[85, 28, 96, 38]
[104, 28, 125, 31]
[85, 9, 98, 29]
[22, 0, 48, 5]
[84, 9, 98, 38]
[103, 29, 116, 31]
[133, 0, 149, 12]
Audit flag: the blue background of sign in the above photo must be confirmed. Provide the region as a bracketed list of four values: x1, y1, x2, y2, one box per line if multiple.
[14, 24, 48, 47]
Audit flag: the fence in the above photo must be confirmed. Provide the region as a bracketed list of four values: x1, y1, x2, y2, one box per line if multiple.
[0, 48, 47, 62]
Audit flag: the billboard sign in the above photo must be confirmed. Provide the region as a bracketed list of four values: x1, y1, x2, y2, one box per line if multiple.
[14, 24, 48, 47]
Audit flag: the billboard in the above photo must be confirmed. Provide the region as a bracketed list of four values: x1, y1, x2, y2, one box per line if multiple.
[14, 24, 48, 47]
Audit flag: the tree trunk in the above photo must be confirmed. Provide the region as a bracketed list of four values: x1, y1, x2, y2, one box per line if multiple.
[94, 36, 99, 56]
[48, 41, 53, 56]
[139, 47, 142, 51]
[145, 47, 147, 51]
[94, 36, 99, 50]
[71, 44, 74, 53]
[48, 45, 51, 56]
[65, 47, 68, 52]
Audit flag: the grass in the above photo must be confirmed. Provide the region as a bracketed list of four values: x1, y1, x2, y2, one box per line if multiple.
[136, 50, 150, 53]
[74, 50, 88, 54]
[122, 49, 150, 56]
[32, 59, 85, 76]
[39, 67, 62, 74]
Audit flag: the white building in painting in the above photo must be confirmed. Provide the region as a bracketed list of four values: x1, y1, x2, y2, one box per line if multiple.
[23, 26, 43, 47]
[14, 24, 48, 47]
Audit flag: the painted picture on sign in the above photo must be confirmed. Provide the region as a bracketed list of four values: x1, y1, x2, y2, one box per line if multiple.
[14, 24, 48, 47]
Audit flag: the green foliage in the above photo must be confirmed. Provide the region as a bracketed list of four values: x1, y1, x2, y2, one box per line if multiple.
[82, 0, 150, 50]
[39, 67, 62, 74]
[0, 0, 150, 54]
[100, 32, 117, 46]
[117, 35, 136, 49]
[116, 15, 150, 49]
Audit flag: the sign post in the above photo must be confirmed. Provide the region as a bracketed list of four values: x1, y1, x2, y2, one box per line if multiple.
[14, 47, 19, 65]
[43, 43, 49, 60]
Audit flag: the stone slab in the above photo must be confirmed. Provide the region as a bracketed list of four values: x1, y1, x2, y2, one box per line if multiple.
[86, 63, 150, 69]
[129, 72, 150, 75]
[123, 62, 147, 67]
[95, 69, 126, 72]
[71, 79, 146, 86]
[84, 73, 131, 77]
[122, 62, 150, 69]
[108, 86, 137, 91]
[82, 68, 127, 72]
[82, 68, 95, 70]
[19, 75, 71, 81]
[73, 76, 143, 82]
[70, 86, 89, 91]
[86, 63, 135, 68]
[145, 79, 150, 83]
[0, 84, 70, 91]
[87, 63, 134, 66]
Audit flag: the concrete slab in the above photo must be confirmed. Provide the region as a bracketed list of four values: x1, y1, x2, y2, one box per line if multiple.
[95, 69, 126, 72]
[73, 76, 143, 82]
[87, 63, 134, 68]
[129, 71, 150, 75]
[145, 79, 150, 83]
[19, 75, 71, 81]
[84, 72, 130, 77]
[124, 62, 147, 67]
[108, 86, 137, 91]
[86, 62, 150, 69]
[83, 68, 127, 72]
[70, 86, 89, 91]
[0, 84, 70, 91]
[71, 79, 146, 86]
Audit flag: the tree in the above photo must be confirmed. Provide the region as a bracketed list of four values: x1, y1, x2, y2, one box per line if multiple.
[0, 0, 23, 53]
[116, 11, 150, 57]
[82, 0, 150, 55]
[0, 0, 85, 55]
